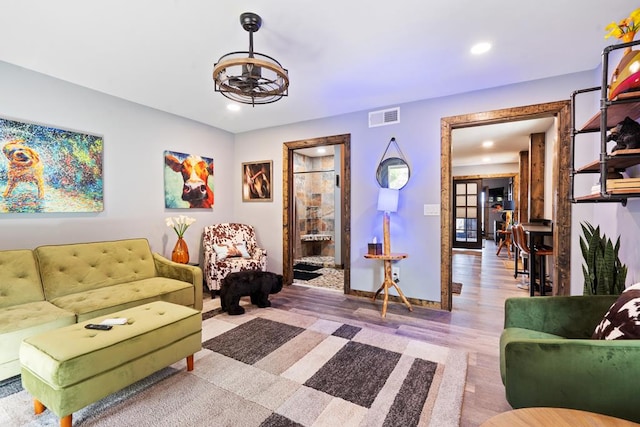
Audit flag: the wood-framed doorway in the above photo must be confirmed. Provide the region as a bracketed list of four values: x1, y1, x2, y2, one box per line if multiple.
[282, 134, 351, 292]
[441, 101, 572, 311]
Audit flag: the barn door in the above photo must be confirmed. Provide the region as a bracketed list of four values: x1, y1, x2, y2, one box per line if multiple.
[453, 179, 482, 249]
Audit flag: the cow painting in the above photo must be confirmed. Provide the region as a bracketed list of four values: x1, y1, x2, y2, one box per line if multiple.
[164, 151, 214, 209]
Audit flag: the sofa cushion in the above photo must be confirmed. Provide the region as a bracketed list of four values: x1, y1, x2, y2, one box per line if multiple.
[0, 301, 76, 380]
[48, 277, 196, 322]
[20, 301, 201, 389]
[0, 250, 45, 308]
[593, 283, 640, 340]
[35, 239, 157, 300]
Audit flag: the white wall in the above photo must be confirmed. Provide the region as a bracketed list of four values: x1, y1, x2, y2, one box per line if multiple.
[452, 163, 518, 177]
[235, 70, 603, 302]
[0, 61, 235, 262]
[6, 58, 637, 303]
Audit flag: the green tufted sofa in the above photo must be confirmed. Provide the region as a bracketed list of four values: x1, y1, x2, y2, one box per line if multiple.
[0, 238, 203, 382]
[500, 295, 640, 423]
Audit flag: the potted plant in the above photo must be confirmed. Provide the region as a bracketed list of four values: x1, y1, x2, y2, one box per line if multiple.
[580, 221, 627, 295]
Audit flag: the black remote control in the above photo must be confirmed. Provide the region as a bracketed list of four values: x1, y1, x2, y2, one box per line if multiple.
[85, 323, 112, 330]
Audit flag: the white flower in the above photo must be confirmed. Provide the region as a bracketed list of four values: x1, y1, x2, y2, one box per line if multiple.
[165, 216, 196, 238]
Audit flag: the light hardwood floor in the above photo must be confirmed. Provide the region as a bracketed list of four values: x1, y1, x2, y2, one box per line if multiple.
[203, 239, 528, 426]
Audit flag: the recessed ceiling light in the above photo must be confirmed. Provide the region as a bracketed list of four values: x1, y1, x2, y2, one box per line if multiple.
[226, 104, 241, 112]
[482, 140, 494, 148]
[471, 42, 492, 55]
[482, 156, 491, 162]
[317, 147, 326, 154]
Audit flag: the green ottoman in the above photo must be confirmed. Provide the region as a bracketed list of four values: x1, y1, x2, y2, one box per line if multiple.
[19, 301, 201, 427]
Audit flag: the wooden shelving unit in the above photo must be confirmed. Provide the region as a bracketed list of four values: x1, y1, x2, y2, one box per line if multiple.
[576, 148, 640, 172]
[580, 92, 640, 131]
[570, 40, 640, 205]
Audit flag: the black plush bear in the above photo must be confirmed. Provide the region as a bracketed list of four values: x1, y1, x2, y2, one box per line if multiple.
[608, 116, 640, 152]
[220, 270, 283, 315]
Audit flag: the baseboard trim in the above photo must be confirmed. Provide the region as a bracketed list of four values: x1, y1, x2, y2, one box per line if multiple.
[349, 289, 442, 310]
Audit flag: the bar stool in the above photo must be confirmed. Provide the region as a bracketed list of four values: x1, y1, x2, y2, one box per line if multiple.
[511, 223, 529, 279]
[512, 224, 553, 296]
[496, 229, 513, 259]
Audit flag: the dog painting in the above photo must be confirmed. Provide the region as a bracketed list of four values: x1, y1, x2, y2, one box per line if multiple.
[2, 139, 45, 199]
[0, 117, 103, 213]
[164, 150, 214, 209]
[242, 160, 272, 202]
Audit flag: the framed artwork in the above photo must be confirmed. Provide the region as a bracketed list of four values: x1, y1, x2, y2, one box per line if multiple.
[164, 150, 214, 209]
[0, 116, 103, 213]
[242, 160, 272, 202]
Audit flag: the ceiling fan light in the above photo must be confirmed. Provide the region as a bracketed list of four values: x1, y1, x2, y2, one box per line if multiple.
[471, 42, 492, 55]
[212, 12, 289, 106]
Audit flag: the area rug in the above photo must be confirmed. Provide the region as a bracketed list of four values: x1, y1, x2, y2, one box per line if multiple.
[293, 270, 322, 281]
[0, 307, 468, 427]
[293, 263, 323, 272]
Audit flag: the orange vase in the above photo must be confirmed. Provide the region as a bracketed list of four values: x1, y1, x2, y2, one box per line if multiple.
[622, 31, 636, 54]
[172, 237, 189, 264]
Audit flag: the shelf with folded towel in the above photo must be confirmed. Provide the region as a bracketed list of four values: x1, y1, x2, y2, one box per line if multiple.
[301, 234, 333, 241]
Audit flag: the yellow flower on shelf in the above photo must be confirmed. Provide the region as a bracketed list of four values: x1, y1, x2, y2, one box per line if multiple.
[165, 215, 196, 238]
[605, 8, 640, 39]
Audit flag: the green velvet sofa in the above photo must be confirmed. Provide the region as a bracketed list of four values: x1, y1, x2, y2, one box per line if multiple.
[500, 295, 640, 423]
[0, 238, 203, 382]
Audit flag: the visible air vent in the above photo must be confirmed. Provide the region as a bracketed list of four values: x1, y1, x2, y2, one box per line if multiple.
[368, 107, 400, 128]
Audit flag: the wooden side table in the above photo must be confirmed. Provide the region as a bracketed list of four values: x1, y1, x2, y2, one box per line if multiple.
[481, 407, 639, 426]
[364, 253, 413, 317]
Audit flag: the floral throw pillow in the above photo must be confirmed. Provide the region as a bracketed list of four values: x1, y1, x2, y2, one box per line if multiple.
[592, 283, 640, 340]
[213, 242, 251, 260]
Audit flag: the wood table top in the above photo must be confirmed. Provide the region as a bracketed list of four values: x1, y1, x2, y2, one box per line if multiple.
[481, 407, 639, 426]
[364, 253, 408, 260]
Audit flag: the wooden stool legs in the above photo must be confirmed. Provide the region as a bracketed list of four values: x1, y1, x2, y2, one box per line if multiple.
[33, 399, 72, 427]
[187, 354, 194, 371]
[60, 415, 72, 427]
[496, 231, 512, 260]
[34, 398, 45, 415]
[31, 355, 196, 426]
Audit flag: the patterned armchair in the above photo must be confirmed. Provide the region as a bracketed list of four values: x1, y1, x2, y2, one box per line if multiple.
[202, 223, 267, 292]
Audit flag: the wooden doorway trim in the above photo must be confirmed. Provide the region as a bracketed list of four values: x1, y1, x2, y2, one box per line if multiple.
[282, 134, 351, 292]
[441, 101, 571, 311]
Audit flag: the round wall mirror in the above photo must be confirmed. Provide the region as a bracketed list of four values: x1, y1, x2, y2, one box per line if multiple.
[376, 157, 410, 189]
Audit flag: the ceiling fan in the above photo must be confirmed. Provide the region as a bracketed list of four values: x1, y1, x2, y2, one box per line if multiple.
[212, 12, 289, 105]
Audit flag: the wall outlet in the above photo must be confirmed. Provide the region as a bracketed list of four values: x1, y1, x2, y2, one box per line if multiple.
[392, 266, 400, 283]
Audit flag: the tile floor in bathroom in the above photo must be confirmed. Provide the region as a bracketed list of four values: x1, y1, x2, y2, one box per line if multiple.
[293, 256, 344, 292]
